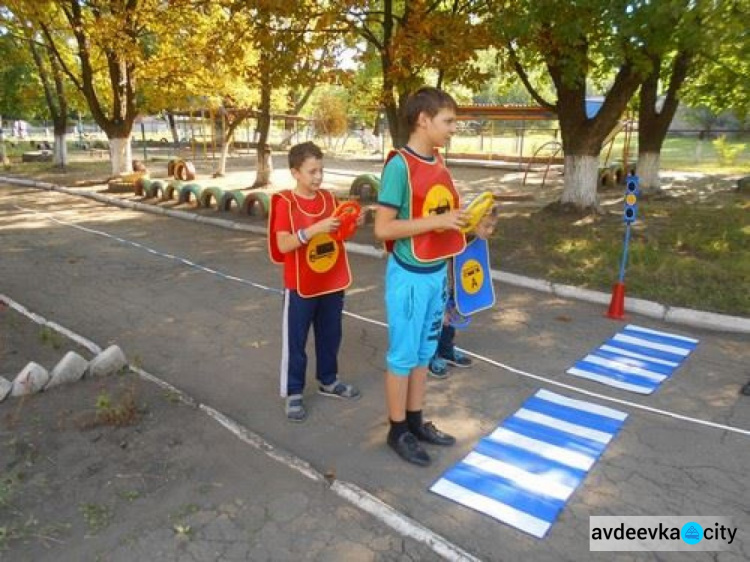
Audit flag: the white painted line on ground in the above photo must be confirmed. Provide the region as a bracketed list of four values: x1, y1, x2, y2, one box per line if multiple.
[0, 291, 479, 562]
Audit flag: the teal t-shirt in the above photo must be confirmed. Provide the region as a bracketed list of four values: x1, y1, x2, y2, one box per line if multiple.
[378, 151, 445, 269]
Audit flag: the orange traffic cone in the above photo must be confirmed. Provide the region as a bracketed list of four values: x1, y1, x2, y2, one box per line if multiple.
[606, 282, 626, 320]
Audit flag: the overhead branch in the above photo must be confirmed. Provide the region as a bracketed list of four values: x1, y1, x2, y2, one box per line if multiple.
[507, 42, 556, 110]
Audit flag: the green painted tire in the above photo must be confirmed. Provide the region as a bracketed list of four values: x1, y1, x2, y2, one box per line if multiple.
[255, 192, 270, 217]
[164, 180, 183, 200]
[199, 187, 224, 209]
[239, 192, 270, 217]
[349, 174, 381, 203]
[219, 190, 246, 212]
[146, 180, 165, 199]
[135, 177, 150, 197]
[178, 183, 202, 204]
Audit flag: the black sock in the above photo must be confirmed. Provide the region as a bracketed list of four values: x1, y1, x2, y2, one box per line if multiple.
[389, 419, 409, 441]
[406, 410, 423, 432]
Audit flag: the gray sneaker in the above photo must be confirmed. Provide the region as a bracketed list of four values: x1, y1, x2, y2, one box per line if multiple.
[318, 380, 361, 400]
[285, 394, 307, 422]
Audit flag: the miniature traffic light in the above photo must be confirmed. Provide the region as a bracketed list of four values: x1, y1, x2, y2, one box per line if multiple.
[623, 175, 639, 223]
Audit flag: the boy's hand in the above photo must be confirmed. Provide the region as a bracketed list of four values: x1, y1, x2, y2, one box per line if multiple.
[308, 216, 341, 237]
[435, 209, 468, 231]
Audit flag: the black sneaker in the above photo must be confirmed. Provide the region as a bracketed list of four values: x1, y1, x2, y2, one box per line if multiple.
[387, 432, 431, 466]
[428, 357, 450, 379]
[439, 349, 472, 368]
[411, 421, 456, 446]
[741, 381, 750, 396]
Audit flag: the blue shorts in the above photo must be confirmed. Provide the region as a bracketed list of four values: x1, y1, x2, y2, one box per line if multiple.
[385, 255, 448, 376]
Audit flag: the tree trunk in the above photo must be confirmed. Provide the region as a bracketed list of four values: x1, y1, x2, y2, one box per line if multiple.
[109, 137, 132, 175]
[560, 155, 600, 208]
[637, 51, 691, 193]
[637, 152, 660, 190]
[0, 116, 6, 166]
[166, 112, 180, 146]
[384, 100, 408, 149]
[253, 81, 273, 188]
[53, 133, 67, 168]
[215, 115, 246, 177]
[215, 136, 231, 177]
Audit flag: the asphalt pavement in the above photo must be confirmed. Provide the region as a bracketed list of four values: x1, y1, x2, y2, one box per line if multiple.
[1, 182, 749, 561]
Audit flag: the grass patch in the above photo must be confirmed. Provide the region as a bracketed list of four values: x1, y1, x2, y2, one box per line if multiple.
[92, 385, 141, 427]
[493, 191, 749, 315]
[79, 503, 112, 535]
[38, 326, 63, 350]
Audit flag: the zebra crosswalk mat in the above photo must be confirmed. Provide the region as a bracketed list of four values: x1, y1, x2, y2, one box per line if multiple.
[566, 324, 699, 394]
[430, 389, 628, 538]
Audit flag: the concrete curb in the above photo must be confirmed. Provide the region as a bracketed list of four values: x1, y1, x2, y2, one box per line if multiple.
[0, 376, 12, 402]
[12, 361, 50, 396]
[3, 174, 749, 334]
[87, 344, 127, 377]
[46, 350, 89, 389]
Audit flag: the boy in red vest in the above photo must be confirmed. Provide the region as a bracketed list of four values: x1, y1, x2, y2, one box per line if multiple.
[374, 87, 467, 466]
[268, 142, 361, 422]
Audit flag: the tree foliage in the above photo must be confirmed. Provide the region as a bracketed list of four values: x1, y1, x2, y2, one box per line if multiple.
[337, 0, 492, 146]
[679, 0, 750, 120]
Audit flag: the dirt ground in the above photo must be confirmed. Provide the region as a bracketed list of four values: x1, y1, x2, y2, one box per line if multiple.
[0, 304, 437, 562]
[0, 303, 219, 557]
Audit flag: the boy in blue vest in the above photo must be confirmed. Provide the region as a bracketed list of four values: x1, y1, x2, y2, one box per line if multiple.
[374, 87, 467, 466]
[429, 209, 498, 378]
[268, 142, 361, 422]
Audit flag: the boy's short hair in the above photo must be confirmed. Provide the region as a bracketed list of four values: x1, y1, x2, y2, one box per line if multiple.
[404, 87, 458, 133]
[288, 141, 323, 170]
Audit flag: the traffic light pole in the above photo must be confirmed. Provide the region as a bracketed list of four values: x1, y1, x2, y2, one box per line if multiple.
[607, 175, 640, 320]
[617, 222, 632, 284]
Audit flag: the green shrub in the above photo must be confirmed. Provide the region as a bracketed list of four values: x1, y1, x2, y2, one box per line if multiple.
[712, 135, 745, 166]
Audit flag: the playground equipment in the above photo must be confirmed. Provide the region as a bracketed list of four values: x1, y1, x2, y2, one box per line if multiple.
[132, 174, 372, 220]
[170, 159, 196, 181]
[599, 118, 637, 187]
[606, 175, 640, 320]
[522, 141, 563, 188]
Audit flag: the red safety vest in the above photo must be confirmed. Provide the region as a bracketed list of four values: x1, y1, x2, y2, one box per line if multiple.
[384, 148, 466, 262]
[268, 190, 352, 297]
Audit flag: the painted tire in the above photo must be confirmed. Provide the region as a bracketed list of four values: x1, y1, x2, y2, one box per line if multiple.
[240, 193, 261, 215]
[199, 187, 224, 208]
[178, 183, 202, 204]
[134, 176, 149, 197]
[164, 180, 183, 200]
[173, 160, 196, 181]
[349, 174, 381, 203]
[147, 180, 165, 199]
[219, 190, 246, 212]
[254, 192, 270, 217]
[239, 192, 270, 217]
